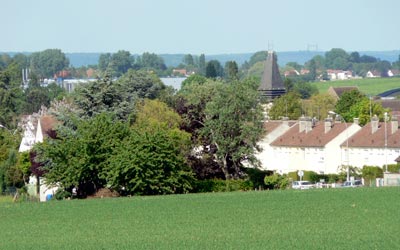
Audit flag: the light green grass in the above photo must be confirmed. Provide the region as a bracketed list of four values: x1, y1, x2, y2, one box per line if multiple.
[0, 195, 13, 203]
[312, 77, 400, 96]
[1, 188, 400, 249]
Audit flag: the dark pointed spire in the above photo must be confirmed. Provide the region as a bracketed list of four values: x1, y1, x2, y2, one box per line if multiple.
[258, 51, 286, 100]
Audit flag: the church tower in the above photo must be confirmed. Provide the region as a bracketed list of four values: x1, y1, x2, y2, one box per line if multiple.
[258, 51, 286, 100]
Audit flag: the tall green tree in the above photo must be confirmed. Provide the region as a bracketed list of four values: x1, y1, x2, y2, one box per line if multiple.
[335, 89, 366, 122]
[30, 49, 69, 78]
[106, 99, 194, 195]
[202, 79, 264, 179]
[116, 69, 165, 100]
[73, 74, 135, 120]
[36, 113, 130, 196]
[324, 48, 350, 70]
[205, 60, 223, 78]
[224, 61, 239, 80]
[268, 92, 302, 120]
[198, 54, 206, 75]
[307, 93, 337, 120]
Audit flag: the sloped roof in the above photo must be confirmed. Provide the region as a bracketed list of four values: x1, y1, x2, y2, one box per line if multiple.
[328, 86, 359, 99]
[344, 121, 400, 148]
[377, 99, 400, 112]
[271, 122, 350, 147]
[258, 51, 285, 94]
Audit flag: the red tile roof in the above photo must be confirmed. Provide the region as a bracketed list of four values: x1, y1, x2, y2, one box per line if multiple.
[271, 121, 350, 147]
[345, 121, 400, 148]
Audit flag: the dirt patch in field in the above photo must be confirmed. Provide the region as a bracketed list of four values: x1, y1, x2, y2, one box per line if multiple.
[89, 188, 120, 198]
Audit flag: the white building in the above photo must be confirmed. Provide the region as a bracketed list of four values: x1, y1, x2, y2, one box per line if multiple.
[345, 116, 400, 169]
[257, 117, 361, 174]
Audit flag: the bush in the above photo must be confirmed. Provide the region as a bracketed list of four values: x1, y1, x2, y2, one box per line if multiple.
[264, 174, 290, 190]
[193, 179, 253, 193]
[387, 164, 400, 173]
[244, 168, 272, 190]
[362, 166, 383, 187]
[54, 189, 71, 200]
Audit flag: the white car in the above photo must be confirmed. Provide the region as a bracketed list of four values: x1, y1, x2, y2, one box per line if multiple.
[292, 181, 314, 190]
[342, 180, 363, 188]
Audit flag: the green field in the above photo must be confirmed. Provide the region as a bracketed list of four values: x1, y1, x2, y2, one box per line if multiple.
[1, 188, 400, 249]
[312, 77, 400, 96]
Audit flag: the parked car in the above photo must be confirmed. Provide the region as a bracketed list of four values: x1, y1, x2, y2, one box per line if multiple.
[292, 181, 314, 190]
[342, 180, 363, 188]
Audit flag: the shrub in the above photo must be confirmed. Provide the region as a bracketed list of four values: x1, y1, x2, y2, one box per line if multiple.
[362, 166, 383, 187]
[193, 179, 253, 193]
[387, 164, 400, 173]
[54, 189, 71, 200]
[244, 168, 272, 190]
[264, 174, 290, 190]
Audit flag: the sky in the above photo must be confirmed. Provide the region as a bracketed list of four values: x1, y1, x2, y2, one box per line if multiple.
[1, 0, 400, 54]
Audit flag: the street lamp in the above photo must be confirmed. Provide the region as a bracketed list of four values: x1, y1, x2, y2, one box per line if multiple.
[384, 112, 388, 173]
[329, 111, 350, 182]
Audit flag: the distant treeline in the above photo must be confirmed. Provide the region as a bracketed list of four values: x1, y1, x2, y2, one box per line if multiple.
[2, 50, 399, 68]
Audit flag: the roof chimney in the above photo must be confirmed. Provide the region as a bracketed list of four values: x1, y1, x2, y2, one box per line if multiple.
[371, 115, 379, 134]
[391, 116, 398, 134]
[353, 118, 359, 125]
[282, 116, 289, 126]
[324, 117, 333, 133]
[299, 116, 312, 133]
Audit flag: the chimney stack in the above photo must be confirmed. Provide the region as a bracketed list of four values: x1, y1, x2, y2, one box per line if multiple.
[391, 116, 398, 134]
[371, 115, 379, 134]
[324, 117, 333, 133]
[353, 118, 359, 125]
[299, 116, 312, 133]
[282, 116, 289, 127]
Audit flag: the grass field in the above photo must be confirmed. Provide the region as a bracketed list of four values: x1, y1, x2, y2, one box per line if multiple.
[311, 77, 400, 96]
[1, 188, 400, 249]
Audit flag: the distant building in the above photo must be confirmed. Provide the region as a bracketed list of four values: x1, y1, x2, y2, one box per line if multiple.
[327, 86, 359, 100]
[172, 68, 187, 76]
[366, 70, 381, 78]
[344, 116, 400, 168]
[326, 69, 353, 80]
[257, 116, 361, 174]
[258, 51, 286, 101]
[388, 69, 400, 77]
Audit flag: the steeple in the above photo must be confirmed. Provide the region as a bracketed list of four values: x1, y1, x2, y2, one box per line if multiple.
[258, 51, 286, 100]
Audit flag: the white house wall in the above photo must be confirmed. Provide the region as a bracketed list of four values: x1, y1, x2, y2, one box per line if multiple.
[256, 122, 293, 171]
[348, 147, 400, 168]
[262, 123, 362, 174]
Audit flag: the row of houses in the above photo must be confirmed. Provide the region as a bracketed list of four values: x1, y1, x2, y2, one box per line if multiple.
[284, 69, 400, 80]
[256, 115, 400, 175]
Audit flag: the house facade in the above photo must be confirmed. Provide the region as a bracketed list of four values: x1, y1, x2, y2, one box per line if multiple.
[257, 117, 361, 174]
[345, 117, 400, 168]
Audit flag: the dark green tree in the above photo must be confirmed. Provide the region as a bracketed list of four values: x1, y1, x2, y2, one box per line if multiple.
[111, 50, 135, 77]
[324, 48, 350, 70]
[205, 60, 223, 78]
[224, 61, 239, 80]
[183, 54, 194, 66]
[198, 54, 206, 75]
[73, 74, 135, 120]
[30, 49, 69, 78]
[202, 79, 264, 179]
[36, 113, 130, 196]
[117, 69, 166, 100]
[106, 99, 194, 195]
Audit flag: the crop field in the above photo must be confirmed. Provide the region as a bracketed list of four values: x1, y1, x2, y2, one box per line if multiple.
[312, 77, 400, 96]
[1, 188, 400, 249]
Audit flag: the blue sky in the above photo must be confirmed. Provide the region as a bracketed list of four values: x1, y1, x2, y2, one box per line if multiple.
[1, 0, 399, 54]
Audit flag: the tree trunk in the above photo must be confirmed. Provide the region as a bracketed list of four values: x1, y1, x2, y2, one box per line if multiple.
[221, 155, 231, 180]
[36, 175, 40, 196]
